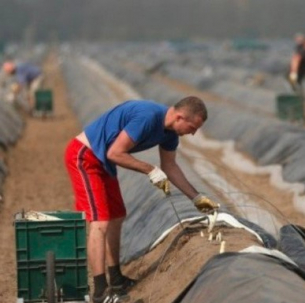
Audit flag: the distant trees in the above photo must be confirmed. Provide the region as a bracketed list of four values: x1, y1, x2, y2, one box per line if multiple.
[0, 0, 304, 42]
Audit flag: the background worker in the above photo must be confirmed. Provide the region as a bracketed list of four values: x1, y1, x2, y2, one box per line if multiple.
[1, 60, 43, 111]
[64, 96, 219, 303]
[288, 33, 305, 94]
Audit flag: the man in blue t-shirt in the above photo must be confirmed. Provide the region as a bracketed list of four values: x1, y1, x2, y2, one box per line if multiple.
[2, 61, 43, 110]
[65, 96, 219, 303]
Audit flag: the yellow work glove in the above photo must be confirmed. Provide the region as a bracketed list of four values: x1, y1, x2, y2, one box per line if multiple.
[192, 194, 219, 213]
[148, 166, 170, 195]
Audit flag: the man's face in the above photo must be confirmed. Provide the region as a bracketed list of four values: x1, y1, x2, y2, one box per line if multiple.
[295, 35, 305, 45]
[173, 112, 204, 136]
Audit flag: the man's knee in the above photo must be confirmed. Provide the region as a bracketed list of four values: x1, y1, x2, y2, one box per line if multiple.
[90, 217, 125, 233]
[90, 220, 110, 235]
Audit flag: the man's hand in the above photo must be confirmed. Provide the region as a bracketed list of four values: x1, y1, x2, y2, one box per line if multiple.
[289, 72, 298, 88]
[192, 194, 219, 213]
[148, 166, 170, 195]
[6, 92, 16, 103]
[11, 83, 19, 94]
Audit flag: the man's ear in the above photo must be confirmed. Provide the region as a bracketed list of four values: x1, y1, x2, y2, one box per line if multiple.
[175, 112, 184, 121]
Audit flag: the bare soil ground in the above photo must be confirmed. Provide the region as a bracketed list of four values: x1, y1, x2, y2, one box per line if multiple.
[0, 53, 304, 303]
[0, 52, 81, 302]
[125, 224, 259, 303]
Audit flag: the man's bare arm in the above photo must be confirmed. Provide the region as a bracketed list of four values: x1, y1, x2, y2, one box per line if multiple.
[159, 147, 198, 200]
[107, 130, 154, 174]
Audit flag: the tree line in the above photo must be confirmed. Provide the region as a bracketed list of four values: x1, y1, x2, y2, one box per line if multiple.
[0, 0, 304, 42]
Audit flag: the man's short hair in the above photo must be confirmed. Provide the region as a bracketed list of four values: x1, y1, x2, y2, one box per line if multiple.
[174, 96, 208, 121]
[2, 61, 15, 74]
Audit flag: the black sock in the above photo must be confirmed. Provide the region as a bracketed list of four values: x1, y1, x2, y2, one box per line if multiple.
[108, 264, 124, 286]
[93, 273, 108, 297]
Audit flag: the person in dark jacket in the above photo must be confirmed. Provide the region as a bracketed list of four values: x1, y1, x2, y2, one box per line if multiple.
[2, 60, 43, 110]
[288, 33, 305, 94]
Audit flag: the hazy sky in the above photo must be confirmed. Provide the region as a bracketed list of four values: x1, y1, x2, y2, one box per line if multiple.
[1, 0, 305, 41]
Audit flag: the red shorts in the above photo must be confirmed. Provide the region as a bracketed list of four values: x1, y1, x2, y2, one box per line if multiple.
[64, 138, 126, 221]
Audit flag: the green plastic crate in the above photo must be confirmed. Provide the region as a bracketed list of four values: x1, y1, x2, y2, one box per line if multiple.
[231, 38, 268, 51]
[276, 94, 304, 122]
[15, 211, 88, 302]
[34, 89, 53, 113]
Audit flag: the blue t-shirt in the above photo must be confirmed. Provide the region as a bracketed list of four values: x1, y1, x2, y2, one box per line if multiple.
[84, 100, 179, 176]
[16, 63, 41, 86]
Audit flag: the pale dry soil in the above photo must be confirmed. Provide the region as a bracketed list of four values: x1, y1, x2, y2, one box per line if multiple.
[0, 52, 81, 302]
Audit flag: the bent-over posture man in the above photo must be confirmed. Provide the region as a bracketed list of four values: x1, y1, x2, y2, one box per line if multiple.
[2, 60, 43, 111]
[65, 96, 219, 303]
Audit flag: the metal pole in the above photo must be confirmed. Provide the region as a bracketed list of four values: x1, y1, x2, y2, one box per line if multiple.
[165, 192, 185, 231]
